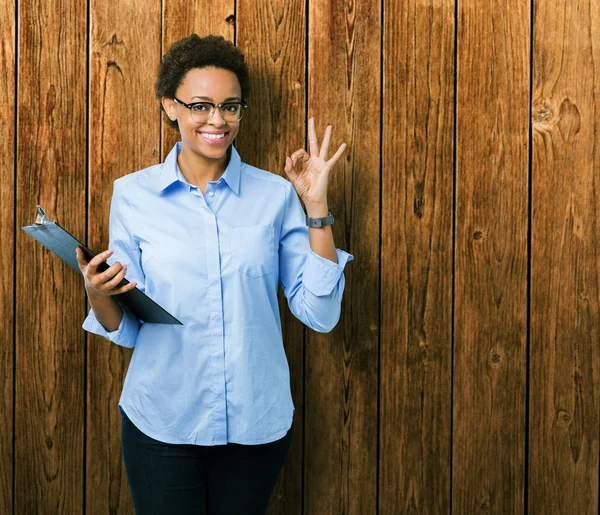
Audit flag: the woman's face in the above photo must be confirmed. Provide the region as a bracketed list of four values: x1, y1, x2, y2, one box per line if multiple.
[163, 66, 242, 161]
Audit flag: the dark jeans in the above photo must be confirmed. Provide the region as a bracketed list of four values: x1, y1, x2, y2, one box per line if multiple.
[119, 406, 294, 515]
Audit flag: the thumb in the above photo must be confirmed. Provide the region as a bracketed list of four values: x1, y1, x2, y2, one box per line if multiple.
[75, 247, 88, 272]
[284, 156, 298, 181]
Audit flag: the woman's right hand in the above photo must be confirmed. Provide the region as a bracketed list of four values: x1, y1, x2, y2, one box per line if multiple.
[75, 247, 138, 297]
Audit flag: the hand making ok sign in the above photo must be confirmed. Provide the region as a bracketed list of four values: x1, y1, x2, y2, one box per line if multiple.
[284, 117, 347, 207]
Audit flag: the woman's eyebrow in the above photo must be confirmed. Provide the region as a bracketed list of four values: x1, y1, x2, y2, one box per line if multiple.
[190, 95, 241, 102]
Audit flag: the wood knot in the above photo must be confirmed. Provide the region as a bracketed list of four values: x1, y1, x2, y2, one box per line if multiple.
[557, 98, 581, 142]
[556, 409, 571, 427]
[533, 98, 555, 124]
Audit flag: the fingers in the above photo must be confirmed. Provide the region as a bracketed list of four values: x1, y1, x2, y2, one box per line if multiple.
[284, 156, 298, 181]
[87, 249, 113, 275]
[112, 280, 138, 295]
[291, 148, 310, 164]
[308, 117, 319, 156]
[327, 142, 347, 168]
[284, 155, 293, 173]
[102, 263, 128, 291]
[75, 247, 86, 272]
[320, 125, 332, 161]
[77, 246, 139, 297]
[89, 260, 138, 295]
[93, 260, 126, 287]
[82, 248, 136, 293]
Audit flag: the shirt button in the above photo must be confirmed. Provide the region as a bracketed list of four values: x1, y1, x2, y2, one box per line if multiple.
[209, 191, 215, 197]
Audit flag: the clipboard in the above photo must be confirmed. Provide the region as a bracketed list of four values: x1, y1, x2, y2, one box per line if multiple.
[21, 206, 183, 325]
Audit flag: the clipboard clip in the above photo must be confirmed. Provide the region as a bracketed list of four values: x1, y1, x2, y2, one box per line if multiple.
[35, 205, 52, 225]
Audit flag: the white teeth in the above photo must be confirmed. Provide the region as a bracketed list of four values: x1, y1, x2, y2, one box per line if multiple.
[201, 133, 226, 140]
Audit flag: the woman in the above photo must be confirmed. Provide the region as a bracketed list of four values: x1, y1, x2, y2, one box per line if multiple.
[76, 34, 353, 514]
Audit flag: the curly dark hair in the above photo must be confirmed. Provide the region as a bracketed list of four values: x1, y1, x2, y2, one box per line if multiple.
[155, 34, 251, 130]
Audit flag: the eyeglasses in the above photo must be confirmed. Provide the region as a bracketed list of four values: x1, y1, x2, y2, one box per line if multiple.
[173, 97, 248, 123]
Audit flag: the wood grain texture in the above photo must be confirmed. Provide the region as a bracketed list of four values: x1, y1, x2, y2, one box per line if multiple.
[87, 1, 161, 513]
[380, 0, 454, 512]
[9, 0, 600, 512]
[236, 1, 306, 512]
[304, 0, 377, 513]
[161, 0, 234, 160]
[529, 0, 600, 512]
[0, 0, 15, 511]
[15, 0, 87, 512]
[452, 0, 529, 512]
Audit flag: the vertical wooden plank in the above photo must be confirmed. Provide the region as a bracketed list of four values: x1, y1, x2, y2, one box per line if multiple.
[453, 0, 529, 512]
[303, 0, 377, 512]
[87, 1, 161, 512]
[161, 0, 234, 159]
[236, 1, 306, 512]
[15, 0, 87, 511]
[529, 0, 600, 511]
[380, 0, 454, 511]
[0, 0, 15, 511]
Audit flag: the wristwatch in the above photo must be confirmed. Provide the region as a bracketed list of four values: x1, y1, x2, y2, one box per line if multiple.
[306, 210, 334, 228]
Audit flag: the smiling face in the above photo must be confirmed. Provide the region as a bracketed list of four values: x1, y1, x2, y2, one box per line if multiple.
[162, 66, 242, 163]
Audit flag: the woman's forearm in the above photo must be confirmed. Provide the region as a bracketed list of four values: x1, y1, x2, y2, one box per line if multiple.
[306, 201, 338, 263]
[85, 285, 124, 332]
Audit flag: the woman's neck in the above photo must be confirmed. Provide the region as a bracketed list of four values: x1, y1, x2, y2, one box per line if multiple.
[177, 144, 231, 187]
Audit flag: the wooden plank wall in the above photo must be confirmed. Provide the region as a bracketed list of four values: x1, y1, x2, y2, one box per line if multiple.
[529, 0, 600, 512]
[4, 0, 599, 513]
[380, 0, 454, 511]
[453, 0, 529, 510]
[16, 1, 87, 514]
[1, 0, 15, 513]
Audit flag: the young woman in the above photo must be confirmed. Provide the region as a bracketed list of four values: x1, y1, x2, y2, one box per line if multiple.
[76, 34, 353, 514]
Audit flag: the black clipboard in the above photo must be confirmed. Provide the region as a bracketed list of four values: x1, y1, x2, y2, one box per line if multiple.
[21, 206, 183, 325]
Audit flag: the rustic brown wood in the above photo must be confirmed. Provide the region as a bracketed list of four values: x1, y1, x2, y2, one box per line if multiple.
[379, 0, 454, 511]
[236, 1, 306, 512]
[0, 0, 15, 511]
[161, 0, 234, 160]
[529, 0, 600, 512]
[15, 0, 87, 512]
[87, 1, 161, 513]
[9, 0, 600, 512]
[452, 0, 529, 513]
[303, 0, 377, 513]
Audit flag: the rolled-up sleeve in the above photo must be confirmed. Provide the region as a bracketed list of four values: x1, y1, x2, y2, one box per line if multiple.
[279, 183, 354, 333]
[82, 180, 145, 348]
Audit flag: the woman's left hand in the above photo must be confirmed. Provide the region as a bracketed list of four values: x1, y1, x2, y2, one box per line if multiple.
[284, 117, 347, 207]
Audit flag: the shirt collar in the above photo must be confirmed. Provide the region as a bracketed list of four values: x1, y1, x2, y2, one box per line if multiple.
[155, 141, 241, 195]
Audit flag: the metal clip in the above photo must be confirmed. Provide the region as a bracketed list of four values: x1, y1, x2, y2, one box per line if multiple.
[35, 205, 51, 224]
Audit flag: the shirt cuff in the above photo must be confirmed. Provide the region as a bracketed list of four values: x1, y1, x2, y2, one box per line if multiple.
[302, 247, 354, 296]
[82, 304, 139, 348]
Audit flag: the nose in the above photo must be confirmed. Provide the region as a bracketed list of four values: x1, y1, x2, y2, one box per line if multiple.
[207, 107, 227, 127]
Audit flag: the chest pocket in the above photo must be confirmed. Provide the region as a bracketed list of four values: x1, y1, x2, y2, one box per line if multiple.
[229, 224, 275, 279]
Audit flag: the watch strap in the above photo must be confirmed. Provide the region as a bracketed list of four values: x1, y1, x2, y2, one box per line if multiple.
[306, 210, 334, 228]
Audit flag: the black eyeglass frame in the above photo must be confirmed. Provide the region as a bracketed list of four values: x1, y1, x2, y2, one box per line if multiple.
[173, 97, 249, 122]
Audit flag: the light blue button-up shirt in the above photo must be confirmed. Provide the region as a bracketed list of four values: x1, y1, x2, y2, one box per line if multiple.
[82, 142, 354, 445]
